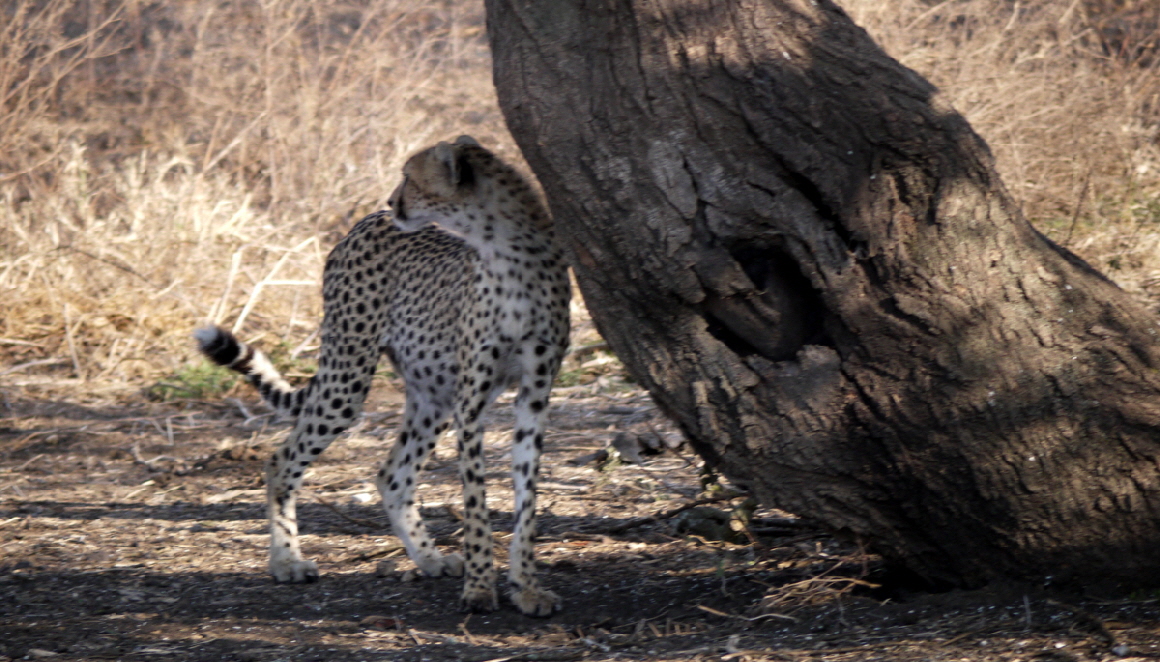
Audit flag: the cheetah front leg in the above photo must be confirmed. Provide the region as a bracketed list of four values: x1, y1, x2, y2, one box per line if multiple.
[507, 367, 561, 616]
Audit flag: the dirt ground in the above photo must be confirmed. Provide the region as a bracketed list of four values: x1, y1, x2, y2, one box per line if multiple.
[3, 373, 1160, 662]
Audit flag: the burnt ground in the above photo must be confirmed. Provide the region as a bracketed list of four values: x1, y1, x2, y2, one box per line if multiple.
[2, 376, 1160, 662]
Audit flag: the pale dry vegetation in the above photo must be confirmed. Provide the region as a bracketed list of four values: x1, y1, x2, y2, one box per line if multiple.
[1, 0, 511, 394]
[0, 0, 1158, 393]
[846, 0, 1160, 287]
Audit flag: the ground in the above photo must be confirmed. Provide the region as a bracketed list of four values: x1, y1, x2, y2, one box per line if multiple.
[2, 373, 1160, 662]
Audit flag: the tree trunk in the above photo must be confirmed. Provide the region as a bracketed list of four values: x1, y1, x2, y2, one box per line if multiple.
[485, 0, 1160, 593]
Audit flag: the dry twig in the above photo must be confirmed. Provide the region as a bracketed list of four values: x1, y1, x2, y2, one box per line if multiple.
[314, 494, 388, 530]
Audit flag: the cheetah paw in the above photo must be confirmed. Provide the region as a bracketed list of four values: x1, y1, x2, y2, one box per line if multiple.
[417, 552, 464, 578]
[511, 586, 561, 617]
[460, 585, 499, 613]
[269, 558, 319, 583]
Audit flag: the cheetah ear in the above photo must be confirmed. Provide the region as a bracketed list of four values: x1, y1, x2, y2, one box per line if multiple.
[435, 141, 475, 188]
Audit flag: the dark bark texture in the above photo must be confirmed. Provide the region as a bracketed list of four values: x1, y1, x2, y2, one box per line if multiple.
[486, 0, 1160, 592]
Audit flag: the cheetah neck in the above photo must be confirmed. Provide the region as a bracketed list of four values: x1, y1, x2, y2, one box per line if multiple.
[465, 201, 563, 336]
[459, 198, 559, 267]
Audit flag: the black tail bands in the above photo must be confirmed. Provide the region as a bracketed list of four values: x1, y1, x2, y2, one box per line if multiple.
[193, 325, 309, 419]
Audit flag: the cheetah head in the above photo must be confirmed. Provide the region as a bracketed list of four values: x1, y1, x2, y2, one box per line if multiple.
[389, 135, 487, 236]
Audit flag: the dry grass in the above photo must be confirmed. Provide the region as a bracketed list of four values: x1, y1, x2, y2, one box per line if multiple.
[1, 0, 1159, 392]
[846, 0, 1160, 288]
[0, 0, 510, 389]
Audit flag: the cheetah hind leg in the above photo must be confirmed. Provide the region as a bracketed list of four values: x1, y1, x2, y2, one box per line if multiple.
[266, 460, 321, 583]
[461, 586, 499, 613]
[377, 398, 464, 578]
[510, 584, 561, 617]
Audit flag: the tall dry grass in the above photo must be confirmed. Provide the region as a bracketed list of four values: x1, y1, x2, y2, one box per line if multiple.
[845, 0, 1160, 286]
[0, 0, 510, 391]
[0, 0, 1158, 394]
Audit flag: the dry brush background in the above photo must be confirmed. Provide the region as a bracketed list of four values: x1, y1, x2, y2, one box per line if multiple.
[1, 0, 1158, 393]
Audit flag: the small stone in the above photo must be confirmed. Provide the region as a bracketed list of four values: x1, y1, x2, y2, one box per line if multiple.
[611, 433, 645, 464]
[400, 568, 420, 582]
[374, 559, 397, 577]
[360, 614, 402, 630]
[568, 449, 608, 466]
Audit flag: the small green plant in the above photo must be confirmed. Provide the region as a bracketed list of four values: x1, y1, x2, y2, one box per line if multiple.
[597, 450, 624, 473]
[261, 340, 318, 382]
[146, 361, 237, 401]
[700, 463, 725, 496]
[553, 368, 589, 387]
[1126, 587, 1160, 602]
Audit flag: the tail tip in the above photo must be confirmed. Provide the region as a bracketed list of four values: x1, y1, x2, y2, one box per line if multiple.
[194, 325, 240, 365]
[193, 324, 223, 348]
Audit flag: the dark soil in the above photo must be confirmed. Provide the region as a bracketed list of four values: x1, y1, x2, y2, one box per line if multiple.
[2, 378, 1159, 661]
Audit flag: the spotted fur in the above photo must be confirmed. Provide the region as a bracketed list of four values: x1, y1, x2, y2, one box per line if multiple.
[195, 136, 570, 615]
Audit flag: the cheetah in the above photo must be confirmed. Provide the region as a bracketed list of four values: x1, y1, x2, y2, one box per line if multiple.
[195, 136, 571, 616]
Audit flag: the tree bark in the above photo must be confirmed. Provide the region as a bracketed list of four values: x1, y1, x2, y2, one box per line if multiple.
[485, 0, 1160, 592]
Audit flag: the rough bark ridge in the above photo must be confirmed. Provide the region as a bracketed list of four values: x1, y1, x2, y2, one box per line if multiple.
[486, 0, 1160, 591]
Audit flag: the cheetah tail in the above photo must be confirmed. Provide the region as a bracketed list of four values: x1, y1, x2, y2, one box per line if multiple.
[193, 325, 305, 417]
